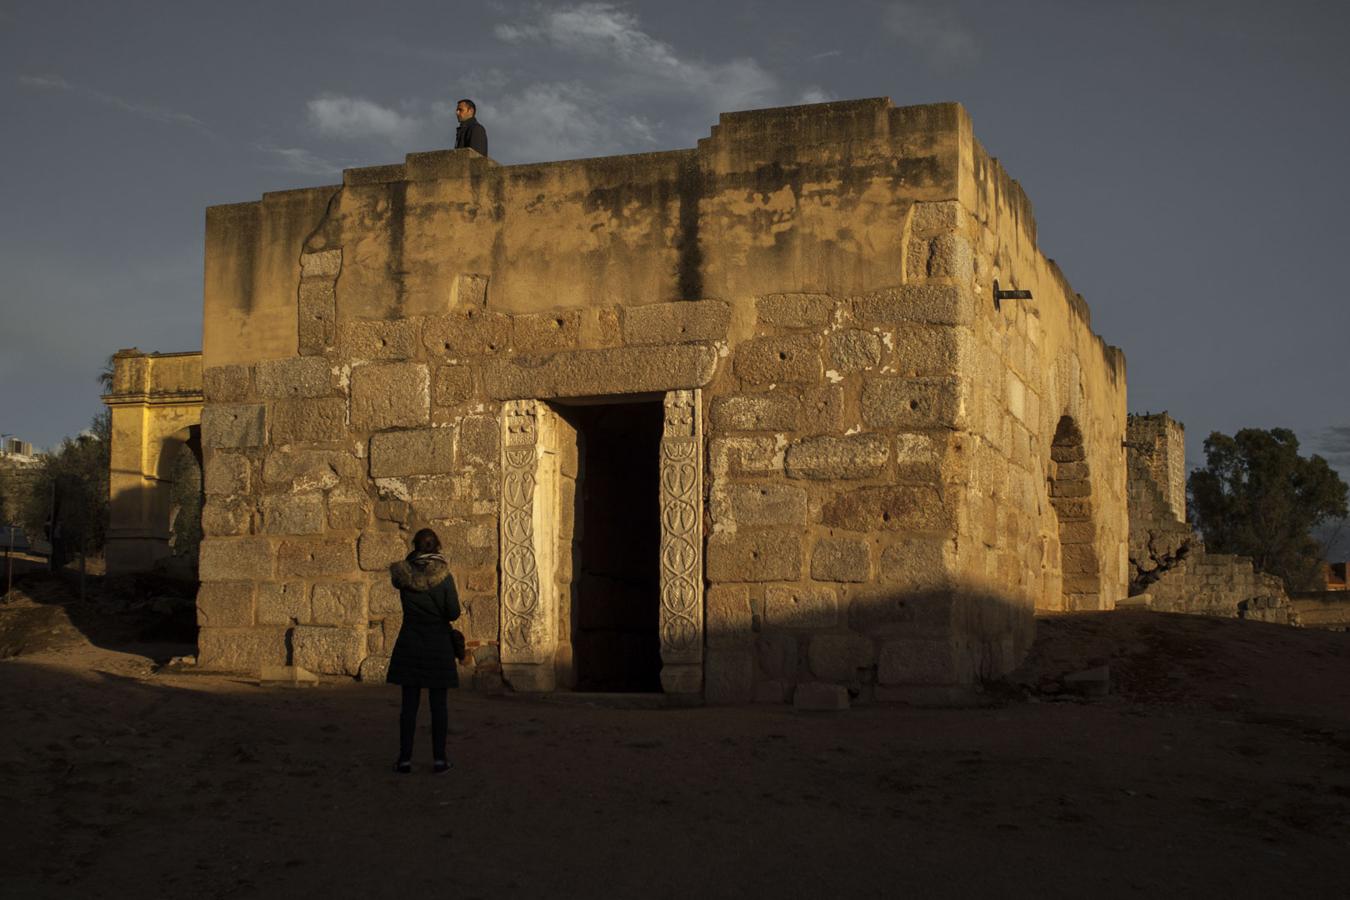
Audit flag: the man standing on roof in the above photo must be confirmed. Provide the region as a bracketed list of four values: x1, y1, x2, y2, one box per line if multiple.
[454, 99, 488, 156]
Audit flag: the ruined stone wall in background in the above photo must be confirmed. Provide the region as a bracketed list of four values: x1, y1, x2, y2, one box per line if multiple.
[194, 98, 1131, 701]
[1126, 413, 1290, 624]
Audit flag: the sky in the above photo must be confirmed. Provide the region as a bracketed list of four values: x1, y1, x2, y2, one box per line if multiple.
[2, 0, 1349, 486]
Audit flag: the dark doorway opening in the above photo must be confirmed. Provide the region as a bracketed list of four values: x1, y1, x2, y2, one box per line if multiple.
[562, 400, 664, 692]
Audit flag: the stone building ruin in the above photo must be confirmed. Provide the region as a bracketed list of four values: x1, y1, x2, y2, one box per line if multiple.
[110, 98, 1144, 703]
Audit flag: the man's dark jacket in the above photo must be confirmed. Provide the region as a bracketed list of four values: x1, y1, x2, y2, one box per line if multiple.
[455, 117, 488, 156]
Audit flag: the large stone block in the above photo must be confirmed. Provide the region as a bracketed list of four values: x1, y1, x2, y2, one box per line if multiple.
[263, 447, 363, 491]
[481, 344, 718, 400]
[199, 537, 273, 581]
[300, 249, 341, 278]
[459, 415, 499, 466]
[350, 362, 429, 431]
[622, 300, 731, 345]
[292, 625, 366, 676]
[705, 584, 753, 648]
[810, 537, 871, 583]
[889, 323, 969, 377]
[785, 434, 889, 480]
[197, 626, 288, 672]
[358, 531, 408, 571]
[821, 485, 950, 532]
[765, 585, 839, 629]
[910, 200, 963, 237]
[861, 377, 963, 429]
[256, 581, 311, 625]
[338, 318, 419, 361]
[879, 537, 953, 589]
[709, 437, 784, 479]
[826, 329, 883, 373]
[756, 632, 799, 681]
[203, 365, 250, 402]
[850, 284, 974, 326]
[710, 484, 807, 528]
[707, 530, 802, 582]
[277, 539, 357, 578]
[709, 393, 799, 431]
[433, 365, 474, 405]
[322, 484, 368, 531]
[847, 586, 954, 636]
[311, 582, 367, 626]
[424, 309, 510, 356]
[734, 335, 822, 385]
[195, 582, 254, 627]
[368, 577, 402, 618]
[461, 592, 498, 642]
[204, 452, 251, 496]
[925, 233, 973, 280]
[808, 633, 876, 682]
[513, 309, 582, 352]
[262, 492, 326, 535]
[201, 498, 253, 537]
[270, 398, 347, 444]
[756, 293, 834, 328]
[202, 404, 266, 449]
[877, 638, 961, 684]
[298, 281, 336, 354]
[369, 428, 456, 477]
[254, 357, 333, 400]
[802, 384, 846, 431]
[704, 649, 755, 704]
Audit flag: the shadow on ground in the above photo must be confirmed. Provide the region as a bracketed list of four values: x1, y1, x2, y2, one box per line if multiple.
[1, 608, 1348, 898]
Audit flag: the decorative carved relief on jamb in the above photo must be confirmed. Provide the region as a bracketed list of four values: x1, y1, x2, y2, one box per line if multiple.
[659, 389, 703, 669]
[500, 400, 549, 662]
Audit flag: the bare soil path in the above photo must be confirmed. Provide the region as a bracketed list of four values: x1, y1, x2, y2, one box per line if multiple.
[1, 585, 1348, 899]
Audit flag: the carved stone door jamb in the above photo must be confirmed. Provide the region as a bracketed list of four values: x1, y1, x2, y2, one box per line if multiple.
[659, 389, 704, 694]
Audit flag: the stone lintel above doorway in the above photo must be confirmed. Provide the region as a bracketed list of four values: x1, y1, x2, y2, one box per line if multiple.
[481, 345, 719, 401]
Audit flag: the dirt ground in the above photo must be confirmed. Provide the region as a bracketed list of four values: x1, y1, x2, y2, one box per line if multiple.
[1, 569, 1349, 899]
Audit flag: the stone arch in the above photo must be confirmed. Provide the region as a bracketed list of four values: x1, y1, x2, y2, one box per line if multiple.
[103, 349, 203, 574]
[161, 425, 204, 577]
[1047, 415, 1101, 611]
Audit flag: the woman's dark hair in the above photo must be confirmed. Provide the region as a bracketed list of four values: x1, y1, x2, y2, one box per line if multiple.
[412, 528, 441, 555]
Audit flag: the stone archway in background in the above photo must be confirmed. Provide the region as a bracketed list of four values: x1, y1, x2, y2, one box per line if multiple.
[1047, 415, 1102, 611]
[103, 349, 203, 575]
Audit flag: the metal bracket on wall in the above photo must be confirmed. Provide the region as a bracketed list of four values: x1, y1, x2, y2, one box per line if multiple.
[993, 279, 1033, 310]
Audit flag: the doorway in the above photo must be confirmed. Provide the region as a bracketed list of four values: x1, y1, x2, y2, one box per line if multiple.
[558, 400, 664, 692]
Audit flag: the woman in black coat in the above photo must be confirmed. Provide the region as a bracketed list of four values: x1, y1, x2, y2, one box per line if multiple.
[387, 528, 461, 774]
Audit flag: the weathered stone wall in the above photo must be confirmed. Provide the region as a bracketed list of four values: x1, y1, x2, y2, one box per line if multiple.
[196, 98, 1130, 700]
[1126, 413, 1290, 623]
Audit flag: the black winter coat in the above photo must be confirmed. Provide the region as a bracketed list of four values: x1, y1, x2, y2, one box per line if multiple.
[454, 117, 488, 156]
[386, 556, 461, 688]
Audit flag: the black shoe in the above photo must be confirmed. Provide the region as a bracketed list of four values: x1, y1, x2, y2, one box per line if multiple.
[432, 759, 451, 775]
[393, 760, 412, 774]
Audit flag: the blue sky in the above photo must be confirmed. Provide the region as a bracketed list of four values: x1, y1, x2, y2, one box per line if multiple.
[2, 0, 1348, 484]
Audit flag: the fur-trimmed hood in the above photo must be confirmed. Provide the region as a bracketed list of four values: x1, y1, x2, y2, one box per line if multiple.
[390, 555, 450, 592]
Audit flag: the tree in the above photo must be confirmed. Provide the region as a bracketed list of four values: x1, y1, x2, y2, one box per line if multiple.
[19, 411, 112, 559]
[1188, 427, 1349, 592]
